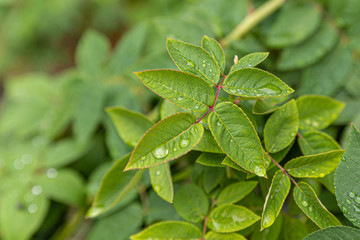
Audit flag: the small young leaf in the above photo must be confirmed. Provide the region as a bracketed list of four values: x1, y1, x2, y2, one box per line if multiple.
[294, 182, 341, 228]
[125, 113, 204, 170]
[208, 102, 266, 177]
[167, 38, 221, 85]
[202, 35, 225, 72]
[223, 69, 294, 98]
[130, 221, 202, 240]
[252, 96, 288, 115]
[193, 129, 223, 154]
[87, 154, 144, 218]
[261, 171, 290, 230]
[285, 150, 345, 178]
[106, 107, 153, 148]
[277, 20, 338, 71]
[208, 204, 260, 233]
[196, 153, 225, 167]
[335, 124, 360, 227]
[231, 52, 269, 72]
[298, 130, 341, 156]
[173, 184, 209, 223]
[266, 0, 322, 48]
[216, 181, 258, 206]
[296, 95, 345, 130]
[135, 70, 214, 112]
[304, 226, 360, 240]
[264, 100, 299, 153]
[149, 163, 174, 203]
[205, 231, 246, 240]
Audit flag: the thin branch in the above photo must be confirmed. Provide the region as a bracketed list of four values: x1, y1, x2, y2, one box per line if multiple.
[266, 152, 299, 188]
[221, 0, 286, 47]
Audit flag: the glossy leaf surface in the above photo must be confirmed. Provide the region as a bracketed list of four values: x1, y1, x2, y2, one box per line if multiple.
[216, 181, 258, 206]
[231, 52, 269, 72]
[298, 130, 341, 155]
[149, 163, 173, 203]
[304, 226, 360, 240]
[202, 35, 225, 72]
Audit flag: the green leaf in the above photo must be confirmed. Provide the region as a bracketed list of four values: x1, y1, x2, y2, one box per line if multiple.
[88, 154, 144, 218]
[231, 52, 269, 72]
[73, 81, 105, 144]
[202, 166, 225, 193]
[264, 100, 299, 153]
[208, 102, 266, 177]
[125, 113, 204, 170]
[160, 100, 186, 119]
[38, 168, 85, 206]
[277, 20, 338, 71]
[205, 231, 246, 240]
[304, 226, 360, 240]
[202, 35, 225, 72]
[196, 153, 224, 167]
[299, 43, 352, 96]
[193, 129, 223, 154]
[75, 29, 110, 78]
[88, 203, 143, 240]
[252, 96, 288, 115]
[216, 181, 258, 206]
[296, 95, 345, 130]
[251, 214, 283, 240]
[293, 182, 341, 228]
[135, 70, 214, 112]
[208, 204, 260, 233]
[283, 215, 308, 240]
[167, 38, 220, 85]
[266, 0, 322, 48]
[285, 150, 345, 178]
[335, 124, 360, 227]
[109, 24, 147, 75]
[149, 163, 174, 203]
[298, 130, 341, 155]
[173, 184, 209, 223]
[130, 221, 202, 240]
[221, 156, 247, 173]
[223, 69, 294, 98]
[106, 107, 153, 148]
[261, 171, 290, 229]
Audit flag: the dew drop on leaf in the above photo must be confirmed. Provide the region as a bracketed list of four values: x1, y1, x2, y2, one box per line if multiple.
[217, 122, 221, 126]
[154, 185, 162, 192]
[346, 199, 351, 204]
[262, 214, 273, 228]
[31, 185, 42, 196]
[152, 146, 169, 159]
[179, 138, 190, 148]
[355, 196, 360, 204]
[28, 204, 38, 214]
[254, 166, 266, 177]
[309, 205, 313, 212]
[177, 96, 183, 101]
[173, 147, 178, 152]
[156, 171, 160, 176]
[302, 200, 308, 207]
[46, 168, 57, 179]
[349, 192, 355, 198]
[342, 205, 348, 213]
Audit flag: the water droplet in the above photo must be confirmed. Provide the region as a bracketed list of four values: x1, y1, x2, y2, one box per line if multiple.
[152, 146, 169, 159]
[354, 205, 360, 214]
[156, 171, 160, 176]
[349, 192, 355, 198]
[28, 204, 38, 214]
[309, 206, 313, 212]
[237, 89, 243, 95]
[346, 199, 351, 204]
[230, 139, 234, 143]
[154, 185, 162, 192]
[302, 201, 308, 207]
[319, 173, 325, 178]
[209, 69, 212, 72]
[312, 121, 319, 127]
[355, 196, 360, 204]
[342, 206, 348, 213]
[202, 64, 206, 67]
[229, 89, 236, 95]
[254, 166, 266, 177]
[87, 207, 104, 218]
[194, 105, 199, 109]
[187, 61, 195, 67]
[180, 138, 190, 148]
[21, 154, 33, 164]
[248, 64, 252, 67]
[173, 147, 178, 152]
[177, 96, 183, 101]
[31, 185, 42, 196]
[262, 213, 273, 228]
[342, 156, 346, 162]
[46, 168, 57, 179]
[217, 122, 221, 126]
[290, 132, 295, 137]
[13, 159, 24, 170]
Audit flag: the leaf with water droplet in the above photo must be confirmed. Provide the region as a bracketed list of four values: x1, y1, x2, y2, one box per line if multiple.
[88, 154, 145, 218]
[296, 95, 345, 130]
[303, 226, 360, 240]
[293, 182, 341, 228]
[223, 69, 294, 98]
[196, 153, 224, 167]
[106, 107, 153, 148]
[167, 38, 221, 85]
[149, 162, 173, 203]
[202, 35, 225, 72]
[285, 150, 344, 178]
[205, 231, 246, 240]
[230, 52, 269, 73]
[130, 221, 202, 240]
[216, 181, 258, 206]
[261, 170, 290, 230]
[173, 184, 209, 223]
[193, 129, 223, 154]
[208, 102, 266, 177]
[264, 100, 299, 153]
[335, 124, 360, 227]
[208, 204, 260, 233]
[125, 113, 204, 170]
[298, 130, 341, 156]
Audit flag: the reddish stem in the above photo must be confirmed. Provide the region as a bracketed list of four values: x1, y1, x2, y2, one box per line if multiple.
[267, 152, 299, 188]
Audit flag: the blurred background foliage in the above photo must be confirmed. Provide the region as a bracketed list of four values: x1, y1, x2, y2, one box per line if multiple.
[0, 0, 359, 239]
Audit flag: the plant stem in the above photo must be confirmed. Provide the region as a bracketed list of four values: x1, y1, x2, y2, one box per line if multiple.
[266, 152, 299, 188]
[51, 207, 86, 240]
[221, 0, 286, 47]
